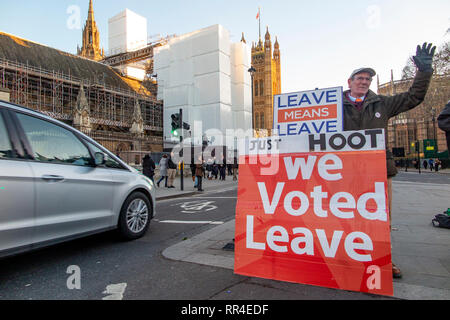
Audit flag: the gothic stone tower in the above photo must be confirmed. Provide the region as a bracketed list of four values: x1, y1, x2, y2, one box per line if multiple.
[77, 0, 104, 61]
[251, 27, 281, 135]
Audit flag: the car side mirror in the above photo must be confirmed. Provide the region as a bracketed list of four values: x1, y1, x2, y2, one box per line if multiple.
[94, 152, 106, 166]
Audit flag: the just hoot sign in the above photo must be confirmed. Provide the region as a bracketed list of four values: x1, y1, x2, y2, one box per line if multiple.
[234, 130, 393, 296]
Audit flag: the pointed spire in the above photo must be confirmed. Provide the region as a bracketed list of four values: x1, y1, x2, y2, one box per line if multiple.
[274, 36, 279, 49]
[88, 0, 95, 21]
[241, 32, 246, 44]
[265, 26, 271, 41]
[79, 0, 103, 61]
[390, 69, 395, 95]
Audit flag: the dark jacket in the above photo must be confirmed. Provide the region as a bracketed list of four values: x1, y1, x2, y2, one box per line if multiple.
[343, 70, 433, 177]
[168, 158, 177, 169]
[195, 164, 204, 177]
[142, 155, 156, 178]
[437, 101, 450, 132]
[437, 101, 450, 152]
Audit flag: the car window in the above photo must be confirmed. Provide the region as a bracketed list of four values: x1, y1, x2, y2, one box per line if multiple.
[84, 139, 123, 169]
[0, 113, 14, 159]
[16, 113, 92, 166]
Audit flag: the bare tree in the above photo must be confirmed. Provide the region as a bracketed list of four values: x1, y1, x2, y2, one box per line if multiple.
[401, 41, 449, 79]
[401, 57, 416, 79]
[433, 41, 449, 76]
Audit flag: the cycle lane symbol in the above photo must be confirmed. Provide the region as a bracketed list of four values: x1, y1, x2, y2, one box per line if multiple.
[173, 200, 218, 214]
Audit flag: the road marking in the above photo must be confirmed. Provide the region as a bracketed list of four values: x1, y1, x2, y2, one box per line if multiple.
[393, 180, 450, 187]
[171, 200, 218, 214]
[158, 220, 224, 225]
[192, 197, 237, 199]
[102, 283, 127, 300]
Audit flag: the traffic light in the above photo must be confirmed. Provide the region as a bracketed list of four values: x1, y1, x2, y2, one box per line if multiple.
[171, 112, 190, 137]
[171, 113, 180, 136]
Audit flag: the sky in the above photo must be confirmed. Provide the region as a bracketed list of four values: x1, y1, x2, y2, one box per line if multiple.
[0, 0, 449, 93]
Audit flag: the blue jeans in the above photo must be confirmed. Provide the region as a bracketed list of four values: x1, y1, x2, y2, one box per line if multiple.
[157, 176, 167, 186]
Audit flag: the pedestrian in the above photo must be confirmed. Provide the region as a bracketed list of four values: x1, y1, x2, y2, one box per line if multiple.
[232, 157, 238, 181]
[190, 163, 196, 186]
[428, 158, 434, 171]
[212, 158, 219, 180]
[142, 153, 156, 183]
[219, 163, 226, 181]
[195, 156, 205, 192]
[206, 158, 213, 180]
[203, 159, 207, 179]
[167, 153, 177, 188]
[422, 160, 428, 170]
[437, 100, 450, 153]
[156, 154, 168, 188]
[342, 42, 435, 279]
[435, 158, 440, 172]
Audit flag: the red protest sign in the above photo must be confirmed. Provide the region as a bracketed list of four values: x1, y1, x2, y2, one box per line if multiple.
[234, 131, 393, 296]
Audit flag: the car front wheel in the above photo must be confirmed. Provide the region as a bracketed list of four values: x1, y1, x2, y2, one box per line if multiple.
[118, 192, 152, 240]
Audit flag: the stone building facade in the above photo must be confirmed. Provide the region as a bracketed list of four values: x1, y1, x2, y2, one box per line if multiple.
[251, 27, 281, 135]
[377, 73, 449, 158]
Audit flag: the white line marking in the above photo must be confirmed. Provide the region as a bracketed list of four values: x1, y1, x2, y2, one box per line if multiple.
[159, 220, 224, 225]
[191, 197, 237, 199]
[102, 283, 127, 300]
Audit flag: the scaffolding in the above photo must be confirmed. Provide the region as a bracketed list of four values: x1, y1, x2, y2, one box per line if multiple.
[0, 57, 164, 159]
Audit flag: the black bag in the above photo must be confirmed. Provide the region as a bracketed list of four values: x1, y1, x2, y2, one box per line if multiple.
[432, 213, 450, 229]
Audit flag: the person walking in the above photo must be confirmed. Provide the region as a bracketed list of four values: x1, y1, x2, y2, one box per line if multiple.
[435, 158, 440, 172]
[428, 158, 434, 171]
[206, 158, 213, 180]
[227, 163, 233, 176]
[212, 158, 219, 180]
[156, 154, 168, 188]
[167, 153, 177, 188]
[422, 159, 428, 170]
[142, 153, 156, 183]
[232, 157, 238, 181]
[190, 163, 196, 186]
[195, 156, 204, 192]
[342, 42, 435, 279]
[219, 157, 226, 181]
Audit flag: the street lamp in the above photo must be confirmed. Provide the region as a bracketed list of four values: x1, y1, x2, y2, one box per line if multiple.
[431, 107, 437, 142]
[248, 66, 256, 132]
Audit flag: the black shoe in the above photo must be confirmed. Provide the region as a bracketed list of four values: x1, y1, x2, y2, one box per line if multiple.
[198, 189, 204, 192]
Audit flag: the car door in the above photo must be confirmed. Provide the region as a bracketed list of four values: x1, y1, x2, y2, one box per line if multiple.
[12, 111, 115, 244]
[0, 109, 35, 255]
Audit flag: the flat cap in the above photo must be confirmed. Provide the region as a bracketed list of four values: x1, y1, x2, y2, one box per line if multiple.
[350, 67, 376, 79]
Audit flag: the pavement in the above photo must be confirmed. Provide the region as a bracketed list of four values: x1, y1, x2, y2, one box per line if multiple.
[157, 171, 450, 300]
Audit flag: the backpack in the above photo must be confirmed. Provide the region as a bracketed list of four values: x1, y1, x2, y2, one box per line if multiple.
[432, 213, 450, 229]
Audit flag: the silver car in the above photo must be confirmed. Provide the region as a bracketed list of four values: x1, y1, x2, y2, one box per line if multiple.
[0, 100, 155, 258]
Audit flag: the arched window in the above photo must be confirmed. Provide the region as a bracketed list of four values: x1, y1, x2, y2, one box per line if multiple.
[260, 80, 264, 96]
[255, 112, 259, 129]
[254, 80, 258, 97]
[260, 113, 265, 129]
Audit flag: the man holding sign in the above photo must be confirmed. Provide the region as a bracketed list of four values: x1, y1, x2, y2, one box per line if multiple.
[342, 42, 436, 278]
[234, 42, 435, 296]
